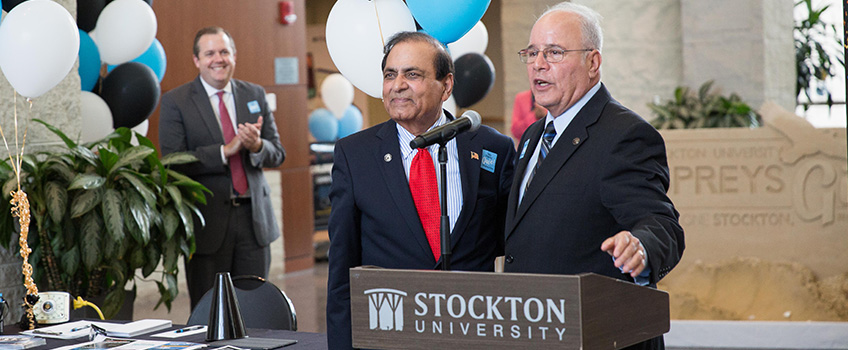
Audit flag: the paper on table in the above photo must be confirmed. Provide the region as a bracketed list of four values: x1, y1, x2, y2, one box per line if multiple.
[152, 325, 207, 338]
[92, 319, 172, 337]
[51, 335, 205, 350]
[21, 320, 92, 339]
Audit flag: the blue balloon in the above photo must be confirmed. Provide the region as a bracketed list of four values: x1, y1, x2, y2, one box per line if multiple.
[337, 105, 363, 139]
[78, 29, 101, 92]
[309, 108, 339, 142]
[406, 0, 490, 44]
[107, 38, 167, 82]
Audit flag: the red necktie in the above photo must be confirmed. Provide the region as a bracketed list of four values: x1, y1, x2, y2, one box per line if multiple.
[217, 91, 249, 195]
[409, 148, 440, 260]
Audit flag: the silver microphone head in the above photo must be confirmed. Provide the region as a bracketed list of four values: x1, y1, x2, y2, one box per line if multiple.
[462, 110, 482, 132]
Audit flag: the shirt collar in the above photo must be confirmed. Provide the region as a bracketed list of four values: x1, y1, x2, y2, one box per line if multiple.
[398, 111, 448, 161]
[199, 76, 232, 98]
[546, 81, 602, 134]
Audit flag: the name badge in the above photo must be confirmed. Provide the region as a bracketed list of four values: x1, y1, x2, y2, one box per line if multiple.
[247, 100, 261, 114]
[481, 150, 497, 173]
[519, 139, 530, 159]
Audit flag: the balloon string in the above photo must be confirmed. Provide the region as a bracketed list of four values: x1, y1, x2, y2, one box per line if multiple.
[2, 90, 37, 329]
[373, 0, 385, 48]
[14, 99, 20, 185]
[0, 91, 18, 186]
[20, 99, 30, 185]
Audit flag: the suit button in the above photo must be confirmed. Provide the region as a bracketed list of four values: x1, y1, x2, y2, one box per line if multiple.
[505, 255, 514, 264]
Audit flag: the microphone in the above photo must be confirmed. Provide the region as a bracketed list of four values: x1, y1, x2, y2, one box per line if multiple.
[410, 110, 482, 149]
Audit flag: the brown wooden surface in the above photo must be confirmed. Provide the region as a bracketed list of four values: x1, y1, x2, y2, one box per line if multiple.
[281, 165, 314, 270]
[151, 0, 313, 271]
[349, 268, 669, 350]
[580, 274, 670, 349]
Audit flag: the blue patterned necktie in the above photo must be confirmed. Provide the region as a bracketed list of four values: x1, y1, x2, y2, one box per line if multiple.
[524, 121, 556, 195]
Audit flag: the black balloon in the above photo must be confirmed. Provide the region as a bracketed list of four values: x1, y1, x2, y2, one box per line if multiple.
[105, 0, 152, 7]
[100, 62, 161, 129]
[92, 75, 102, 95]
[452, 53, 495, 108]
[2, 0, 27, 13]
[77, 0, 107, 32]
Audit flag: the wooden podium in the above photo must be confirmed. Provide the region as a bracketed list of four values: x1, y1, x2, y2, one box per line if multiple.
[349, 267, 669, 349]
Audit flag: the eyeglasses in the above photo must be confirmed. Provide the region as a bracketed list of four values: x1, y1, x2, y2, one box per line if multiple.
[518, 47, 593, 64]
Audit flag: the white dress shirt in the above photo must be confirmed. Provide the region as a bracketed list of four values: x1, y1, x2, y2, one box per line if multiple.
[199, 77, 237, 165]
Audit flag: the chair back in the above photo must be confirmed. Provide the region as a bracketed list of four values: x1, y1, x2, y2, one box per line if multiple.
[187, 275, 297, 331]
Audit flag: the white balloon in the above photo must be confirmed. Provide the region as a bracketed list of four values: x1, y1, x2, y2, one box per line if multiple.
[321, 74, 355, 118]
[131, 119, 149, 136]
[93, 0, 157, 65]
[448, 21, 489, 60]
[442, 95, 457, 117]
[326, 0, 416, 98]
[130, 120, 149, 145]
[0, 0, 80, 98]
[80, 91, 115, 143]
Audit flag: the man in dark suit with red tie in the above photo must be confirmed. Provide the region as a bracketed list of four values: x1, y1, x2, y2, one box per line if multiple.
[326, 32, 515, 349]
[159, 26, 285, 309]
[503, 3, 684, 350]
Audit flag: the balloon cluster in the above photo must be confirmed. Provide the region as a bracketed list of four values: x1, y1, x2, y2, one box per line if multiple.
[308, 74, 363, 142]
[0, 0, 160, 142]
[325, 0, 495, 112]
[78, 0, 162, 142]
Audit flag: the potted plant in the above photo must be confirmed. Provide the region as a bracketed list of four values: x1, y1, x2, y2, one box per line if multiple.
[0, 119, 209, 319]
[647, 80, 762, 130]
[794, 0, 844, 111]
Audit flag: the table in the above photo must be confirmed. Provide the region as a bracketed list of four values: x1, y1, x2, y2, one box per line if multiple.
[7, 324, 328, 350]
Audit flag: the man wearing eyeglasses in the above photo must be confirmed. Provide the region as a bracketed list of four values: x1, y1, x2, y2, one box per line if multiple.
[503, 3, 684, 349]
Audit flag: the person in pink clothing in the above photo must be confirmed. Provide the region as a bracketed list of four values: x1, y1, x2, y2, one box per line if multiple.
[510, 90, 548, 139]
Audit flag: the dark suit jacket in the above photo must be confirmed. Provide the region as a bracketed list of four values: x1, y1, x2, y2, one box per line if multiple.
[326, 114, 515, 349]
[504, 84, 684, 350]
[158, 77, 285, 255]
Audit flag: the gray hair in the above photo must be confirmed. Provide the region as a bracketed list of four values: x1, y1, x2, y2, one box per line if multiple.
[539, 2, 603, 53]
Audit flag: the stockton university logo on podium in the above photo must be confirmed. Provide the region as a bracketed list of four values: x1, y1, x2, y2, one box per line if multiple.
[365, 288, 406, 331]
[350, 269, 670, 349]
[361, 284, 571, 341]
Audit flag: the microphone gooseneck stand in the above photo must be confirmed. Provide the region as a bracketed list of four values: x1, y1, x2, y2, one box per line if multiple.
[437, 141, 451, 271]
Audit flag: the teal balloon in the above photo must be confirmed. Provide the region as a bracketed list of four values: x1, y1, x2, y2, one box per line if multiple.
[308, 108, 339, 142]
[337, 105, 363, 139]
[107, 38, 166, 82]
[406, 0, 490, 44]
[78, 29, 101, 92]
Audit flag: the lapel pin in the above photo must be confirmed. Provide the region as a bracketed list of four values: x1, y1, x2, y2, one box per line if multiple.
[384, 153, 392, 162]
[572, 137, 580, 145]
[470, 151, 479, 160]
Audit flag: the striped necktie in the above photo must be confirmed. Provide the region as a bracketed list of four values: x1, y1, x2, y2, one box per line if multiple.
[524, 121, 556, 195]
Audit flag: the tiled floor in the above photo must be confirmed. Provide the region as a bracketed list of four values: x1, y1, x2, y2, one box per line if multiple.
[133, 261, 329, 334]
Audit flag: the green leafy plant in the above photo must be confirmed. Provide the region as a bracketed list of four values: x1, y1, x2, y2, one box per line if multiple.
[0, 119, 210, 318]
[794, 0, 845, 110]
[648, 80, 762, 130]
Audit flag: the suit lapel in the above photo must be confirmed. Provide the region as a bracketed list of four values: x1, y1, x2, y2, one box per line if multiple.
[190, 77, 225, 144]
[505, 119, 543, 233]
[375, 121, 435, 261]
[449, 128, 479, 251]
[231, 80, 254, 125]
[506, 85, 612, 238]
